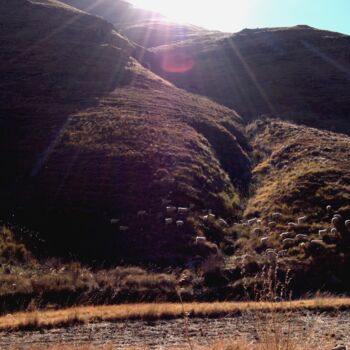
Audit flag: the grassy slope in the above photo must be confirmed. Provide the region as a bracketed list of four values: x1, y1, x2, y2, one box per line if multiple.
[0, 0, 250, 262]
[149, 26, 350, 134]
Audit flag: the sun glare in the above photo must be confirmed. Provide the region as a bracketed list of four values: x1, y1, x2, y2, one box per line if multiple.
[129, 0, 253, 32]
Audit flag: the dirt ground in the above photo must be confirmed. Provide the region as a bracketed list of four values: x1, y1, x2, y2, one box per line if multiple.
[1, 310, 349, 349]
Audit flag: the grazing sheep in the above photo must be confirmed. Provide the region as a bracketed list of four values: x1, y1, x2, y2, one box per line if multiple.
[218, 218, 229, 227]
[268, 221, 277, 228]
[299, 242, 306, 248]
[257, 219, 262, 225]
[280, 232, 291, 239]
[248, 218, 257, 225]
[178, 207, 189, 214]
[119, 226, 129, 231]
[201, 215, 208, 221]
[331, 216, 341, 226]
[331, 228, 338, 235]
[253, 228, 263, 235]
[176, 220, 184, 227]
[137, 210, 147, 217]
[260, 237, 269, 244]
[334, 214, 342, 220]
[310, 239, 324, 247]
[110, 219, 119, 224]
[326, 205, 332, 212]
[278, 250, 288, 256]
[318, 229, 327, 237]
[166, 206, 177, 214]
[195, 236, 206, 244]
[208, 213, 216, 221]
[296, 234, 308, 241]
[165, 218, 173, 225]
[345, 220, 350, 228]
[282, 238, 294, 246]
[272, 212, 282, 220]
[288, 222, 298, 229]
[297, 216, 307, 224]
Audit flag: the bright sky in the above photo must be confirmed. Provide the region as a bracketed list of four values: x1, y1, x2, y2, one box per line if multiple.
[129, 0, 350, 35]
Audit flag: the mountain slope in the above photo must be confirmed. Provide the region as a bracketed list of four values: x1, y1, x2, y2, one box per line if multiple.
[149, 25, 350, 134]
[61, 0, 210, 48]
[0, 0, 250, 263]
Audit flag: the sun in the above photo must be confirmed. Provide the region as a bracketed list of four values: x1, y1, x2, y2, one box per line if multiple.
[128, 0, 254, 32]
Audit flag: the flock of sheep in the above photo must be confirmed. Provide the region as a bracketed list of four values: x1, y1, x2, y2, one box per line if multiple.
[237, 205, 350, 259]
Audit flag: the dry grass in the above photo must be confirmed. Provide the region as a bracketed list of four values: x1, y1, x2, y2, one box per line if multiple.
[1, 298, 350, 331]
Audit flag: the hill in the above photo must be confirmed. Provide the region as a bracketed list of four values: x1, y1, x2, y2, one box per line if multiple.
[148, 25, 350, 134]
[0, 0, 250, 263]
[61, 0, 210, 48]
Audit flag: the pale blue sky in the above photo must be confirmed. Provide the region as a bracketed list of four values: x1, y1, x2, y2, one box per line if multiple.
[129, 0, 350, 34]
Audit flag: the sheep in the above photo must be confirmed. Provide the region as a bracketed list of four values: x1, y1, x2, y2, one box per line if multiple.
[257, 219, 262, 225]
[297, 216, 307, 224]
[208, 213, 216, 221]
[280, 232, 291, 239]
[176, 220, 184, 227]
[195, 236, 206, 244]
[296, 234, 308, 241]
[333, 214, 342, 220]
[268, 221, 277, 228]
[137, 210, 147, 217]
[248, 218, 257, 225]
[260, 237, 269, 244]
[326, 205, 332, 212]
[310, 239, 324, 246]
[201, 215, 208, 221]
[271, 212, 282, 220]
[345, 220, 350, 228]
[218, 218, 229, 227]
[119, 226, 129, 231]
[282, 238, 294, 246]
[331, 216, 341, 226]
[278, 249, 288, 256]
[318, 229, 327, 237]
[165, 218, 173, 225]
[299, 242, 306, 248]
[110, 219, 119, 224]
[166, 206, 177, 214]
[331, 228, 338, 235]
[253, 228, 263, 235]
[162, 199, 172, 205]
[288, 222, 298, 229]
[178, 207, 189, 214]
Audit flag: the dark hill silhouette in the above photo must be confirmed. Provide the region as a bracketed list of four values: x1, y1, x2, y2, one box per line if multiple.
[0, 0, 250, 263]
[149, 25, 350, 134]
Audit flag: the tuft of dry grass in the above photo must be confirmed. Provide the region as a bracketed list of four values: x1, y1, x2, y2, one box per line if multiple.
[1, 298, 350, 331]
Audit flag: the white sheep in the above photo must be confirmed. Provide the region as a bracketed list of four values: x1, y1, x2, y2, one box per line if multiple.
[297, 216, 307, 224]
[119, 226, 129, 231]
[310, 239, 324, 245]
[195, 236, 206, 244]
[331, 217, 340, 226]
[288, 222, 298, 229]
[137, 210, 147, 217]
[280, 232, 291, 239]
[176, 220, 184, 227]
[331, 228, 338, 235]
[282, 238, 294, 245]
[278, 250, 288, 256]
[345, 220, 350, 228]
[218, 218, 229, 227]
[178, 207, 189, 214]
[253, 228, 263, 235]
[248, 218, 257, 225]
[299, 242, 306, 248]
[208, 213, 216, 221]
[260, 237, 269, 244]
[257, 219, 262, 225]
[296, 234, 308, 241]
[165, 218, 173, 225]
[166, 206, 177, 213]
[326, 205, 332, 212]
[268, 221, 277, 228]
[272, 212, 282, 220]
[318, 229, 327, 237]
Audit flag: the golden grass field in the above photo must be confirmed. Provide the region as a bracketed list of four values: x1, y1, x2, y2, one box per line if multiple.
[1, 298, 350, 331]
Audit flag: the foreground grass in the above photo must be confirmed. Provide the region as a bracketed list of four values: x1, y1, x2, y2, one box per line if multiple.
[1, 298, 350, 331]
